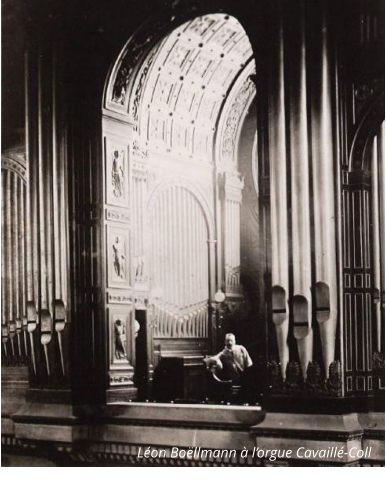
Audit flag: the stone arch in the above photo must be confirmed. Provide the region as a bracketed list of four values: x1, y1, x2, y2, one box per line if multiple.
[147, 174, 215, 240]
[349, 92, 385, 172]
[104, 13, 256, 166]
[103, 3, 257, 116]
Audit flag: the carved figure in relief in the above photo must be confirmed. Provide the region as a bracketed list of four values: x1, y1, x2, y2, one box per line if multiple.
[134, 255, 144, 281]
[113, 85, 126, 105]
[114, 318, 127, 360]
[112, 236, 126, 279]
[112, 66, 129, 105]
[111, 150, 125, 198]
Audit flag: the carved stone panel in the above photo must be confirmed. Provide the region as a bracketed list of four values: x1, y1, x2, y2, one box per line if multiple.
[107, 226, 131, 289]
[108, 305, 135, 388]
[105, 138, 130, 208]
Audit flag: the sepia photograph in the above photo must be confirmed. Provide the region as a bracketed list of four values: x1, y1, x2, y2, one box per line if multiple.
[1, 0, 385, 469]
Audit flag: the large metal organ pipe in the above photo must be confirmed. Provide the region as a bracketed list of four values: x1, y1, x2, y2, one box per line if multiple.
[286, 0, 313, 378]
[371, 136, 381, 352]
[1, 174, 6, 330]
[269, 5, 290, 379]
[150, 185, 209, 339]
[310, 5, 338, 374]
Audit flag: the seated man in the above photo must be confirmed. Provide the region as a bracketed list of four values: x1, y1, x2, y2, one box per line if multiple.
[207, 333, 253, 383]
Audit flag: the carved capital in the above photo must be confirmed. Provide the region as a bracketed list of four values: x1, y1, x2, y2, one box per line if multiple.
[219, 172, 244, 203]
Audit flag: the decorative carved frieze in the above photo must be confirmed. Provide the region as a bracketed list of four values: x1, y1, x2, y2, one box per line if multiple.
[107, 290, 133, 305]
[220, 78, 255, 163]
[106, 209, 130, 224]
[132, 47, 159, 121]
[110, 15, 167, 108]
[1, 153, 26, 181]
[109, 373, 134, 386]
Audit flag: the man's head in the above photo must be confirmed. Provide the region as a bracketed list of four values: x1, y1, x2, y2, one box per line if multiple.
[225, 333, 236, 350]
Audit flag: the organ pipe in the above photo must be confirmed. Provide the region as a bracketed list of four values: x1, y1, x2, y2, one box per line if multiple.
[378, 122, 385, 343]
[311, 4, 338, 374]
[287, 0, 313, 378]
[1, 174, 6, 327]
[371, 126, 385, 353]
[269, 4, 289, 379]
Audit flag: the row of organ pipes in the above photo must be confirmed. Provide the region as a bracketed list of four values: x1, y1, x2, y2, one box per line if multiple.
[149, 185, 209, 338]
[1, 49, 69, 380]
[1, 164, 28, 363]
[269, 4, 338, 380]
[25, 50, 69, 378]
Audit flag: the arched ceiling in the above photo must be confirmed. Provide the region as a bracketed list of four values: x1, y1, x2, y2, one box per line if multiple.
[107, 14, 256, 163]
